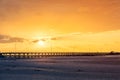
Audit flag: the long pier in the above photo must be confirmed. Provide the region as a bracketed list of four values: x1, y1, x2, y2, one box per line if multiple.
[0, 52, 120, 59]
[0, 52, 81, 59]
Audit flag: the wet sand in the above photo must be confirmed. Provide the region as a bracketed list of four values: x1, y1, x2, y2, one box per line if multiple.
[0, 55, 120, 80]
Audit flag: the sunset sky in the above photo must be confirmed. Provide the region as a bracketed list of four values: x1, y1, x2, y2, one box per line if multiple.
[0, 0, 120, 52]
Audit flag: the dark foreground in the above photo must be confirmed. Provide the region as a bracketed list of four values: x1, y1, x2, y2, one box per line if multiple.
[0, 55, 120, 80]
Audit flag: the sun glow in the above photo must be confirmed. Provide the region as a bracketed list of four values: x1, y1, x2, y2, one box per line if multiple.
[38, 40, 45, 46]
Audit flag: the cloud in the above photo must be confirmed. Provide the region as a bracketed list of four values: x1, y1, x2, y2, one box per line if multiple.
[1, 30, 120, 52]
[0, 34, 26, 43]
[32, 32, 82, 43]
[50, 32, 82, 40]
[32, 30, 120, 45]
[32, 40, 39, 43]
[28, 29, 120, 52]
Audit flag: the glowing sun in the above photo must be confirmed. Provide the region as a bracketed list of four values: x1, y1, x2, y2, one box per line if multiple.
[38, 40, 45, 46]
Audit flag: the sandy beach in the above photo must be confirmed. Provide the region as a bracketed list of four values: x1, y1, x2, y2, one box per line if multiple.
[0, 55, 120, 80]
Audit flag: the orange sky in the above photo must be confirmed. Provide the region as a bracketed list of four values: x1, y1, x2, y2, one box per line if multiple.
[0, 0, 120, 52]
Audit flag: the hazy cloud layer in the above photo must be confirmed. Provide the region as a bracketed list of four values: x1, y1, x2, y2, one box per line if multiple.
[32, 30, 120, 44]
[1, 30, 120, 51]
[1, 29, 120, 45]
[0, 34, 26, 43]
